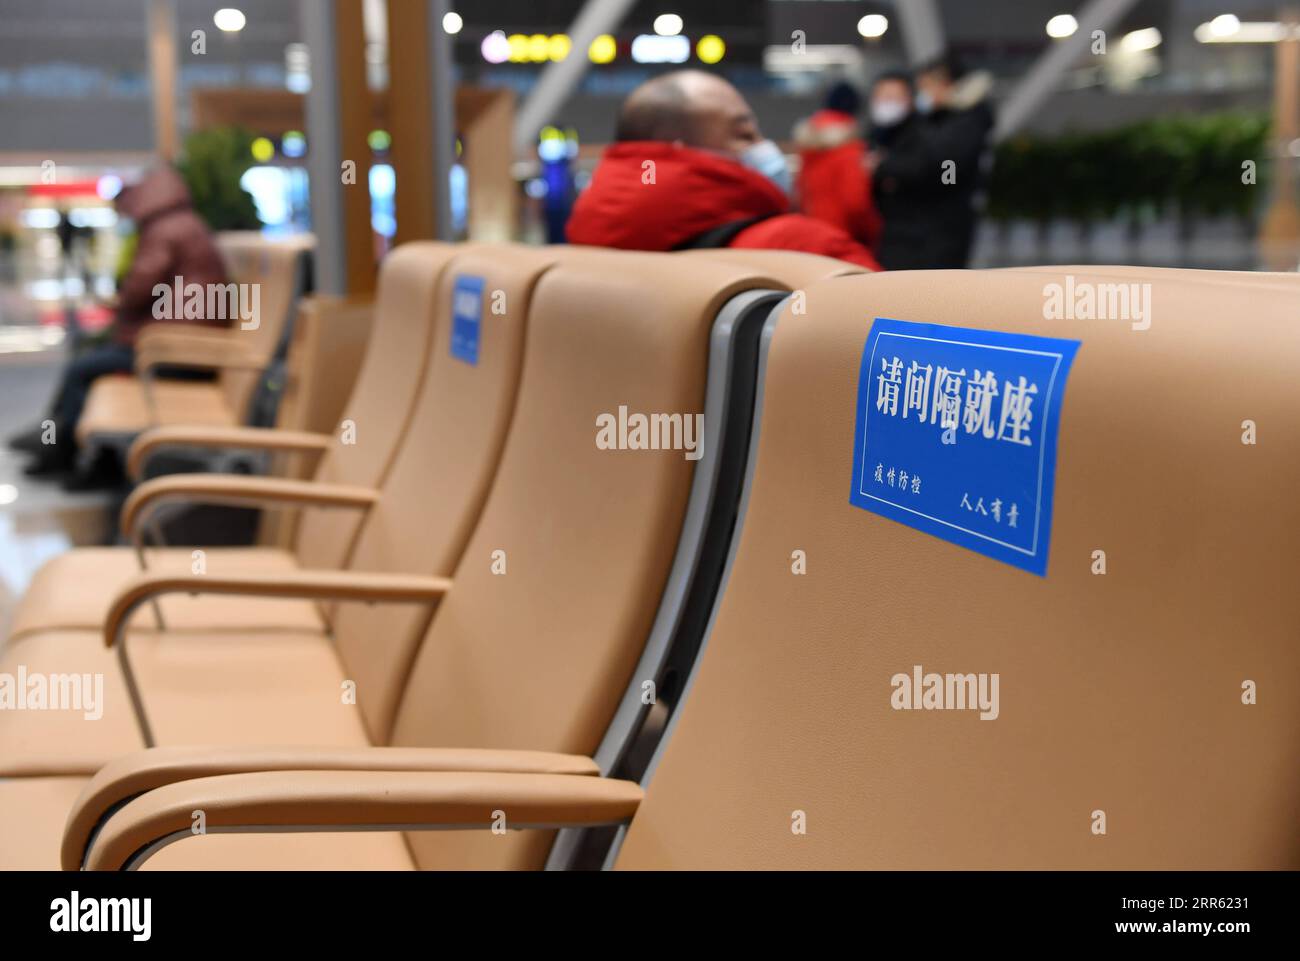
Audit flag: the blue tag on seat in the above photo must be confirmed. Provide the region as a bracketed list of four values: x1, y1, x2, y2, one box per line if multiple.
[850, 318, 1080, 576]
[450, 274, 486, 365]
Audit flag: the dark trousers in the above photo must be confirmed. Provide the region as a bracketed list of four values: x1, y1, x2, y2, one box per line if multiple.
[49, 343, 219, 449]
[51, 342, 136, 435]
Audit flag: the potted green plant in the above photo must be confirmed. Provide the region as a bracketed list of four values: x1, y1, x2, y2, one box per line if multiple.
[175, 126, 263, 231]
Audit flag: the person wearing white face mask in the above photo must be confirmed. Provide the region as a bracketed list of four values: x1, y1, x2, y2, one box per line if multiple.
[567, 70, 881, 270]
[871, 56, 995, 270]
[793, 81, 883, 250]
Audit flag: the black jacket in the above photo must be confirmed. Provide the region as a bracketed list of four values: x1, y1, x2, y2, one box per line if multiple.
[873, 98, 994, 270]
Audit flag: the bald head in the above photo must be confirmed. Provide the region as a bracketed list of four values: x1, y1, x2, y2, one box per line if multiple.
[615, 70, 762, 157]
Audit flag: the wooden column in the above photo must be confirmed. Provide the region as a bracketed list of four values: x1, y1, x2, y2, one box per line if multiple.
[335, 0, 375, 293]
[147, 0, 179, 161]
[301, 0, 375, 295]
[386, 0, 455, 243]
[1260, 8, 1300, 269]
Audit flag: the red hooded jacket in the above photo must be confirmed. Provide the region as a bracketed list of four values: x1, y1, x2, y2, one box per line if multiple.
[566, 142, 880, 271]
[794, 109, 881, 250]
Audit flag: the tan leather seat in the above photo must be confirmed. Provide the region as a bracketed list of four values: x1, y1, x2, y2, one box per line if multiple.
[8, 242, 456, 643]
[0, 778, 90, 871]
[679, 248, 865, 288]
[11, 547, 316, 638]
[3, 248, 790, 870]
[1008, 263, 1300, 287]
[75, 234, 313, 446]
[48, 266, 1300, 872]
[610, 267, 1300, 869]
[77, 377, 237, 441]
[0, 244, 559, 782]
[209, 232, 315, 421]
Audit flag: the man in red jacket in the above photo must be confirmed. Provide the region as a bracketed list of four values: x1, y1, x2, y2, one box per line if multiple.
[567, 71, 881, 271]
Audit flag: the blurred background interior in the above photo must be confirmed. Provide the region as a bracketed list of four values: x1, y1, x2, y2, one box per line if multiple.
[1, 0, 1299, 624]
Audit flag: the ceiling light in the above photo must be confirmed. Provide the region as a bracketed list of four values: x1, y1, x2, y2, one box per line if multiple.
[1120, 27, 1162, 52]
[213, 8, 245, 32]
[481, 30, 509, 64]
[1046, 14, 1077, 39]
[857, 14, 888, 39]
[588, 34, 617, 64]
[632, 34, 690, 64]
[696, 34, 725, 64]
[1208, 14, 1240, 38]
[653, 13, 683, 37]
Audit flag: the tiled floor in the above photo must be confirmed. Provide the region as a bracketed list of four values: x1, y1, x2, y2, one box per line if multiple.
[0, 345, 115, 637]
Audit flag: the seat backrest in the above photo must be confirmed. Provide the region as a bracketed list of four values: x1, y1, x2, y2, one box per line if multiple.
[678, 248, 865, 289]
[386, 249, 785, 871]
[615, 267, 1300, 869]
[1005, 263, 1300, 292]
[256, 295, 374, 549]
[291, 242, 457, 569]
[212, 233, 314, 418]
[329, 244, 561, 742]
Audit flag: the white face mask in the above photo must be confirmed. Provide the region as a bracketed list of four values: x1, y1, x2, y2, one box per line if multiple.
[870, 100, 910, 128]
[739, 139, 792, 196]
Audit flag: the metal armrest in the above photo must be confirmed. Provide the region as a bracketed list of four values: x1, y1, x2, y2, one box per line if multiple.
[127, 426, 332, 481]
[64, 746, 601, 870]
[81, 769, 643, 870]
[104, 568, 451, 651]
[120, 474, 377, 540]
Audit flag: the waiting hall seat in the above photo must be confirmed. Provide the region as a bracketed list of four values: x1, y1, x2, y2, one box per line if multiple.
[6, 242, 455, 643]
[0, 242, 557, 780]
[1008, 263, 1300, 286]
[2, 248, 792, 871]
[53, 266, 1300, 872]
[679, 247, 865, 289]
[74, 234, 314, 450]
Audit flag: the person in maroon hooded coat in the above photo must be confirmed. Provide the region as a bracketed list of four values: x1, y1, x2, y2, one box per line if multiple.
[10, 165, 229, 482]
[567, 70, 881, 271]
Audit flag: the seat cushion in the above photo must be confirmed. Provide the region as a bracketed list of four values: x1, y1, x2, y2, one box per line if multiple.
[0, 632, 145, 776]
[76, 375, 236, 444]
[0, 776, 90, 870]
[0, 776, 414, 870]
[0, 627, 371, 776]
[129, 628, 372, 748]
[7, 546, 323, 643]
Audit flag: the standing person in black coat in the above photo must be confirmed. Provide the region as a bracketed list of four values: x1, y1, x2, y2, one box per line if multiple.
[871, 54, 995, 270]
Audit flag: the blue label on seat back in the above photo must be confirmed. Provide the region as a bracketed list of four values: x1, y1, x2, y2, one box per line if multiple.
[850, 318, 1080, 576]
[450, 274, 486, 365]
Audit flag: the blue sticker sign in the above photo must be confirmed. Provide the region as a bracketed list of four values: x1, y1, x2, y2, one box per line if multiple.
[850, 318, 1080, 576]
[450, 274, 486, 365]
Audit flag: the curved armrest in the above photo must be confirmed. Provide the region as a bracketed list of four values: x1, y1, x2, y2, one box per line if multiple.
[134, 324, 233, 351]
[127, 426, 332, 480]
[105, 569, 451, 649]
[83, 770, 644, 870]
[64, 746, 601, 870]
[120, 474, 377, 538]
